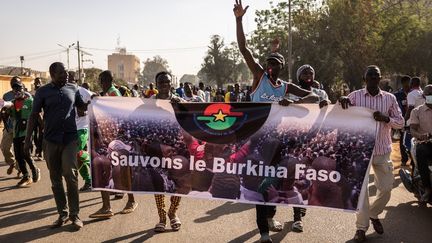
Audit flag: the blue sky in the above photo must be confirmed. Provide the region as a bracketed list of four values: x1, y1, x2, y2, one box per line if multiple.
[0, 0, 282, 77]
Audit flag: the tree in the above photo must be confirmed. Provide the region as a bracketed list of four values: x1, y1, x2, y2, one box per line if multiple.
[199, 35, 249, 88]
[83, 67, 103, 92]
[250, 0, 432, 89]
[141, 55, 171, 85]
[179, 74, 198, 85]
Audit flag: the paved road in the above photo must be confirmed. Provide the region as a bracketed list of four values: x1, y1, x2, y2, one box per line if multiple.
[0, 143, 431, 243]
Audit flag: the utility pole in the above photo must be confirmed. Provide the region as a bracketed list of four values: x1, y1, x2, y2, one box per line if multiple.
[77, 41, 81, 83]
[288, 0, 293, 82]
[20, 56, 24, 75]
[57, 43, 75, 69]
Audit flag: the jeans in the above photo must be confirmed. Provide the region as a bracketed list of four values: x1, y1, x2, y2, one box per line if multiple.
[44, 139, 80, 217]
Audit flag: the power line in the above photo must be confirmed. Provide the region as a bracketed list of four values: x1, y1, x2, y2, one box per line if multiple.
[0, 49, 64, 61]
[81, 45, 207, 53]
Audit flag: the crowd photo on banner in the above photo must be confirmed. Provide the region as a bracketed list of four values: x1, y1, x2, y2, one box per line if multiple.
[1, 1, 432, 243]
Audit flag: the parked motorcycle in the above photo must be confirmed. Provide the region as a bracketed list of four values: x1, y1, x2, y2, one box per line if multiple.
[399, 138, 432, 205]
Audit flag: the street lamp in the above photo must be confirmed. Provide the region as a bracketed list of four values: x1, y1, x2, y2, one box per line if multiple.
[57, 43, 75, 69]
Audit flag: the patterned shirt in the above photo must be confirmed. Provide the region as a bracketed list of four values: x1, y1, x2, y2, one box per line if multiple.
[348, 88, 404, 155]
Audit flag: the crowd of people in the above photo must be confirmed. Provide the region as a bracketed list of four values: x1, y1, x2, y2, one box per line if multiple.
[1, 1, 431, 242]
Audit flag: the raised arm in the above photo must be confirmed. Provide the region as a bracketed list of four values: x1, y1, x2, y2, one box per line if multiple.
[234, 0, 263, 91]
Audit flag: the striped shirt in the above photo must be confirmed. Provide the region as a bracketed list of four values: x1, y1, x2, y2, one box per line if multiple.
[348, 88, 404, 155]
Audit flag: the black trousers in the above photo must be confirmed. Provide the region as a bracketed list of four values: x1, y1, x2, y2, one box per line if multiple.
[416, 143, 432, 189]
[399, 130, 409, 164]
[256, 205, 306, 234]
[13, 136, 36, 178]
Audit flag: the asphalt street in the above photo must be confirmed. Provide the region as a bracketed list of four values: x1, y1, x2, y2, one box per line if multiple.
[0, 143, 431, 243]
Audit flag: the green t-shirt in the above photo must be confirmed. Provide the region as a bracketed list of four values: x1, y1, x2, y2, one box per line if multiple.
[107, 85, 121, 97]
[10, 94, 33, 138]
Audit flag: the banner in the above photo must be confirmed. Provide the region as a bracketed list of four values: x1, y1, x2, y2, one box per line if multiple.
[89, 97, 377, 212]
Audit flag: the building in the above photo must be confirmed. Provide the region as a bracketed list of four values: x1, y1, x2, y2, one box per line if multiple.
[107, 48, 140, 85]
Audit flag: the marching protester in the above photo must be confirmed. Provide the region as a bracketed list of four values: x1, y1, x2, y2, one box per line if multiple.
[393, 75, 411, 166]
[296, 65, 330, 108]
[234, 0, 318, 241]
[2, 77, 41, 187]
[150, 71, 184, 232]
[409, 84, 432, 202]
[1, 77, 19, 176]
[89, 70, 138, 219]
[31, 77, 44, 161]
[24, 62, 88, 230]
[144, 82, 159, 98]
[183, 82, 204, 102]
[67, 71, 93, 192]
[340, 65, 404, 242]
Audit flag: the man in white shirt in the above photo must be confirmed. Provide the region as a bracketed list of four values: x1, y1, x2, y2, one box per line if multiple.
[68, 71, 93, 191]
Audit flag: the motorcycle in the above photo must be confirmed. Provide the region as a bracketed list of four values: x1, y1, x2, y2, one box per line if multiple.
[399, 137, 432, 205]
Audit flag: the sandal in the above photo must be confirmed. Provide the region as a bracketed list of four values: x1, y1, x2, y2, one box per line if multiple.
[89, 208, 114, 219]
[154, 222, 166, 233]
[120, 201, 138, 214]
[291, 220, 303, 232]
[170, 217, 182, 231]
[267, 218, 283, 232]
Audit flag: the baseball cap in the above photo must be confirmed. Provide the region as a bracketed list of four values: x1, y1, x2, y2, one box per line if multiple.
[108, 140, 132, 152]
[266, 52, 285, 66]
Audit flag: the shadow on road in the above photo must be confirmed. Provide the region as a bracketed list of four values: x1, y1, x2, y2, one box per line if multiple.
[194, 201, 254, 223]
[0, 194, 53, 213]
[228, 221, 292, 243]
[101, 229, 156, 243]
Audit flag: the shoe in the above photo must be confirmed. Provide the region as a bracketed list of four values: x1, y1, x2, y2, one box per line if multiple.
[291, 220, 304, 232]
[370, 217, 384, 234]
[267, 218, 283, 232]
[32, 168, 41, 183]
[420, 190, 431, 203]
[7, 165, 14, 175]
[259, 233, 273, 243]
[16, 171, 22, 179]
[120, 201, 138, 214]
[169, 216, 182, 231]
[113, 193, 125, 200]
[70, 215, 84, 230]
[89, 208, 114, 219]
[17, 177, 32, 187]
[154, 222, 166, 233]
[354, 230, 366, 243]
[51, 215, 69, 228]
[79, 183, 92, 192]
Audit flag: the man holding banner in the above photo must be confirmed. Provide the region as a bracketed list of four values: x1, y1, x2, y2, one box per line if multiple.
[234, 1, 318, 242]
[340, 65, 404, 242]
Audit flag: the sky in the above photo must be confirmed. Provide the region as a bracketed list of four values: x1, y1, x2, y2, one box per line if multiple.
[0, 0, 283, 78]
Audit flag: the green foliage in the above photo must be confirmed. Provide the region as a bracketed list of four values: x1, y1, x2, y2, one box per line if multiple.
[198, 35, 251, 88]
[141, 55, 171, 85]
[83, 67, 103, 92]
[249, 0, 432, 89]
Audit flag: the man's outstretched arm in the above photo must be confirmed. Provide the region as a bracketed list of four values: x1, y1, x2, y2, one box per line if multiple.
[234, 0, 263, 91]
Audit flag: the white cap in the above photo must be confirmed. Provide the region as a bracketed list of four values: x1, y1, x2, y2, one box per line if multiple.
[108, 140, 132, 152]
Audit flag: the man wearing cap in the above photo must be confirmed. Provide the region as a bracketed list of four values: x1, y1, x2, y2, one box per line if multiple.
[234, 1, 318, 242]
[296, 65, 330, 108]
[24, 62, 88, 230]
[1, 77, 19, 176]
[340, 65, 404, 242]
[2, 78, 41, 187]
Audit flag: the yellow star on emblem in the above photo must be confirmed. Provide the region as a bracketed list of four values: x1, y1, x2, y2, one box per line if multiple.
[213, 109, 227, 122]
